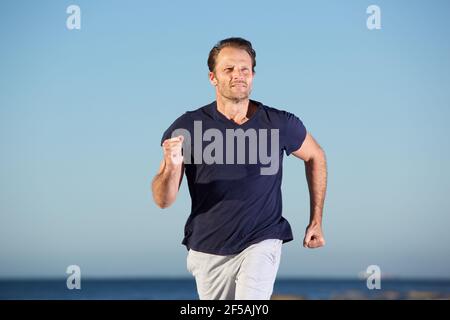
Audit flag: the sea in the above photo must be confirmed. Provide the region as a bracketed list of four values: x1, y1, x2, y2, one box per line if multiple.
[1, 278, 450, 300]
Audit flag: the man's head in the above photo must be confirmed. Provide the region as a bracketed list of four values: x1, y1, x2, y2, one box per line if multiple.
[208, 37, 256, 103]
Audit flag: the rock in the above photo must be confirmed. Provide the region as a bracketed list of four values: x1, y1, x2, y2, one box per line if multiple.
[406, 291, 442, 300]
[373, 290, 402, 300]
[330, 290, 368, 300]
[271, 294, 306, 300]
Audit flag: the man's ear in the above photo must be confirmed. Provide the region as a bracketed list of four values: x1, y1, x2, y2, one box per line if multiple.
[208, 71, 217, 86]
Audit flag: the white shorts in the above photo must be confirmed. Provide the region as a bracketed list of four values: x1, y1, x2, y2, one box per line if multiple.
[186, 239, 283, 300]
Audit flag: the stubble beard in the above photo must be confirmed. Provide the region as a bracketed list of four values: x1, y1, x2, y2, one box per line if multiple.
[220, 84, 252, 104]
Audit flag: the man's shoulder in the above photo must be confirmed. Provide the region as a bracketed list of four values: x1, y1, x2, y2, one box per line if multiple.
[168, 101, 214, 125]
[178, 101, 215, 121]
[257, 100, 301, 122]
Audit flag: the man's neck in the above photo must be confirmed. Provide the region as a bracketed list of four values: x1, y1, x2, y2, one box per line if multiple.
[216, 96, 254, 125]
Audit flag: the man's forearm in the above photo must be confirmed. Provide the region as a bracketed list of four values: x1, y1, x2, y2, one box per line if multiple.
[152, 161, 183, 208]
[304, 151, 327, 225]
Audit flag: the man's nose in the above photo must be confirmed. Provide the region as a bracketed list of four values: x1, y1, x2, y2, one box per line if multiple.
[232, 69, 244, 79]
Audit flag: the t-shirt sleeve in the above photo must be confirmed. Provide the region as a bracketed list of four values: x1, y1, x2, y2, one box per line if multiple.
[282, 111, 307, 156]
[160, 125, 174, 146]
[160, 112, 191, 146]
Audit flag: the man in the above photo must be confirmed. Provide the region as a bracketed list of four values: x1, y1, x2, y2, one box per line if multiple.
[152, 37, 327, 300]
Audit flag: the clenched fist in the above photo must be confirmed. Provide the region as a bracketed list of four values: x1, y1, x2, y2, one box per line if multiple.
[303, 223, 326, 249]
[162, 135, 184, 167]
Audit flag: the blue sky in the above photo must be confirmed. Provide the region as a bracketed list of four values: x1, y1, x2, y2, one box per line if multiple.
[1, 0, 449, 279]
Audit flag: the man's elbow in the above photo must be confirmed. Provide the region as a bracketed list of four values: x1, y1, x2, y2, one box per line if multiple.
[306, 148, 326, 163]
[151, 181, 170, 209]
[153, 194, 175, 209]
[156, 199, 174, 209]
[317, 148, 326, 161]
[156, 202, 170, 209]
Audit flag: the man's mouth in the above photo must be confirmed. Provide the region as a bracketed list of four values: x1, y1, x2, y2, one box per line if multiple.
[231, 82, 247, 87]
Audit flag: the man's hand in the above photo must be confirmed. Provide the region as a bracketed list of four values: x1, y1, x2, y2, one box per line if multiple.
[162, 135, 184, 167]
[152, 135, 185, 209]
[303, 223, 325, 249]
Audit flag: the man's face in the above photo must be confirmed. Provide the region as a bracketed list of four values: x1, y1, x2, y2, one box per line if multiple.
[209, 47, 254, 102]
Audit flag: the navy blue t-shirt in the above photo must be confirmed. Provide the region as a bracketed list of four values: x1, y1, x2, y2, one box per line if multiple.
[160, 99, 307, 255]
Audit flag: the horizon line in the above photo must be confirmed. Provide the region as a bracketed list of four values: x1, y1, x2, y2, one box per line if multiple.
[1, 276, 450, 282]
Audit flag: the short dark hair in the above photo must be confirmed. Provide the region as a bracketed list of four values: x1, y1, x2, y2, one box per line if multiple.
[207, 37, 256, 73]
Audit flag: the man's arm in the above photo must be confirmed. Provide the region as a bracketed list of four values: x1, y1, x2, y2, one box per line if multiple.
[152, 136, 185, 209]
[292, 132, 328, 249]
